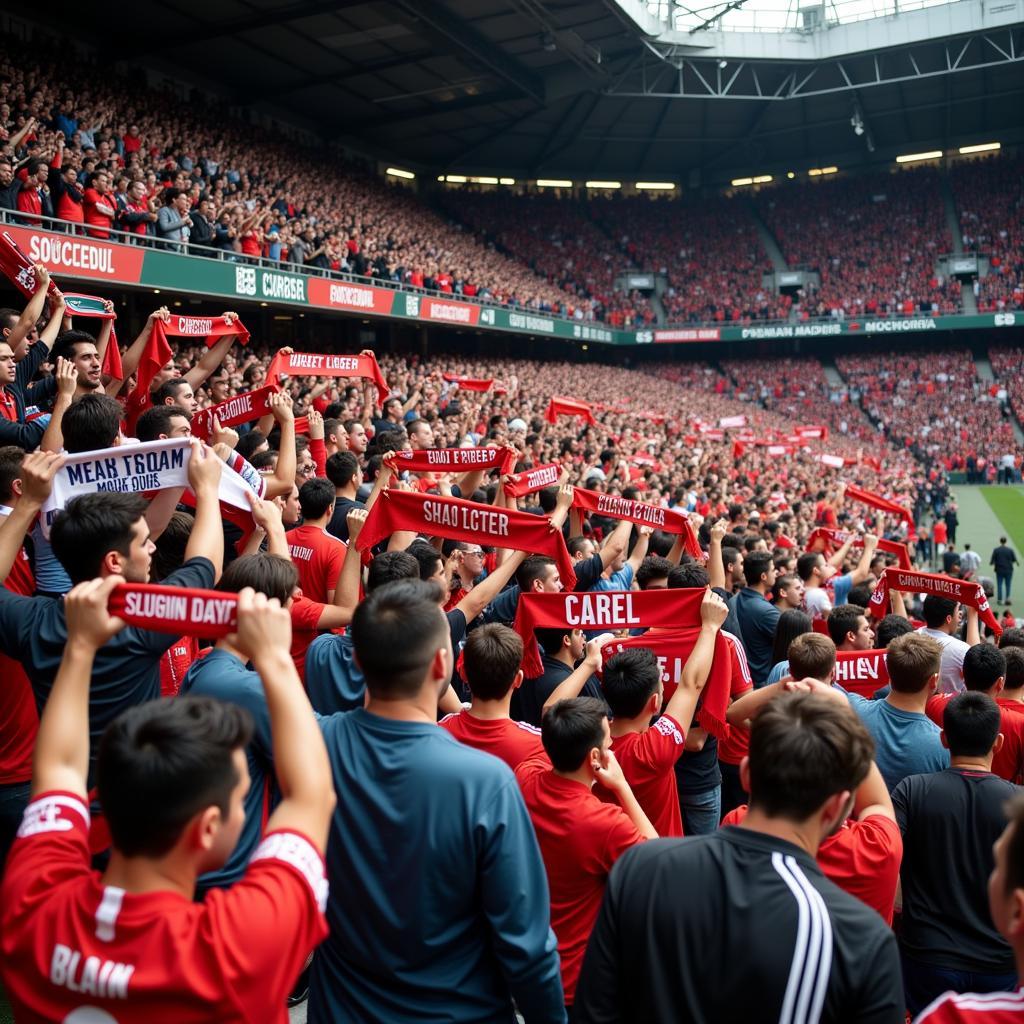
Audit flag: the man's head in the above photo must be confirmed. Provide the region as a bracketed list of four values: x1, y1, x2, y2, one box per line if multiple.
[297, 477, 335, 523]
[787, 633, 837, 683]
[542, 697, 610, 776]
[942, 691, 1003, 761]
[568, 536, 596, 563]
[534, 626, 585, 663]
[51, 493, 153, 583]
[206, 368, 230, 404]
[886, 632, 942, 695]
[667, 561, 709, 590]
[61, 394, 123, 453]
[407, 419, 433, 450]
[295, 439, 317, 484]
[135, 405, 191, 442]
[796, 552, 831, 586]
[742, 692, 874, 838]
[827, 604, 875, 651]
[1004, 648, 1024, 694]
[988, 793, 1024, 953]
[153, 379, 198, 417]
[999, 627, 1024, 651]
[922, 595, 962, 634]
[365, 550, 420, 593]
[0, 445, 24, 505]
[50, 331, 102, 392]
[772, 573, 804, 610]
[405, 540, 445, 589]
[462, 624, 524, 702]
[602, 647, 663, 721]
[636, 555, 673, 591]
[351, 579, 451, 700]
[721, 546, 744, 587]
[517, 555, 561, 594]
[876, 614, 915, 649]
[220, 553, 298, 603]
[963, 643, 1007, 696]
[742, 551, 776, 592]
[98, 696, 253, 867]
[325, 450, 361, 492]
[345, 419, 368, 455]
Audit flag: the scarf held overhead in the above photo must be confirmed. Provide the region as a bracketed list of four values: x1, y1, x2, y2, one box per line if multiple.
[356, 488, 576, 590]
[153, 313, 251, 347]
[844, 484, 913, 526]
[504, 463, 562, 499]
[63, 292, 122, 381]
[805, 527, 912, 571]
[571, 488, 702, 560]
[191, 385, 279, 441]
[267, 350, 388, 401]
[389, 447, 516, 476]
[442, 374, 493, 391]
[869, 567, 1000, 635]
[544, 396, 596, 426]
[109, 583, 238, 637]
[513, 588, 706, 678]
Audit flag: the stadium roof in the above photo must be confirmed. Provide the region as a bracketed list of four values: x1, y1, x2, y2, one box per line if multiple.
[75, 0, 1024, 182]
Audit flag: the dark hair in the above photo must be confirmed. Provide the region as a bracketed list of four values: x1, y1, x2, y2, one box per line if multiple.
[721, 545, 741, 571]
[98, 696, 253, 858]
[152, 379, 190, 407]
[51, 493, 149, 583]
[541, 697, 607, 772]
[963, 644, 1007, 693]
[1003, 647, 1024, 690]
[771, 609, 813, 667]
[298, 477, 335, 520]
[796, 552, 824, 583]
[998, 627, 1024, 651]
[235, 429, 266, 461]
[668, 561, 709, 589]
[922, 594, 959, 629]
[135, 405, 188, 442]
[602, 647, 662, 719]
[517, 555, 556, 591]
[534, 626, 574, 658]
[567, 536, 593, 558]
[827, 605, 867, 647]
[366, 550, 420, 593]
[462, 624, 523, 701]
[847, 583, 874, 609]
[250, 450, 277, 471]
[886, 633, 942, 694]
[50, 329, 97, 365]
[0, 444, 24, 503]
[220, 553, 298, 602]
[877, 614, 914, 648]
[325, 450, 359, 489]
[743, 551, 773, 587]
[788, 633, 837, 682]
[151, 511, 194, 582]
[351, 579, 449, 698]
[771, 573, 799, 603]
[405, 540, 443, 581]
[636, 555, 674, 590]
[943, 692, 1001, 758]
[747, 692, 874, 820]
[62, 394, 123, 453]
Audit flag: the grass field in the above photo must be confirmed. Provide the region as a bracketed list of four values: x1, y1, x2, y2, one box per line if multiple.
[980, 486, 1024, 555]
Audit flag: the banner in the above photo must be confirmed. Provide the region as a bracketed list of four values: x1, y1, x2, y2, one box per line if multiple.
[109, 583, 238, 637]
[267, 350, 388, 402]
[719, 415, 747, 429]
[152, 312, 250, 348]
[570, 488, 702, 559]
[544, 396, 595, 426]
[504, 463, 561, 498]
[191, 385, 279, 442]
[833, 649, 890, 698]
[387, 446, 516, 476]
[868, 567, 1000, 635]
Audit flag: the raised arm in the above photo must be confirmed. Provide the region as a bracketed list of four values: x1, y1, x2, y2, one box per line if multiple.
[0, 451, 64, 582]
[594, 749, 658, 840]
[707, 518, 727, 589]
[827, 534, 856, 569]
[662, 589, 727, 731]
[542, 633, 615, 713]
[39, 358, 76, 453]
[92, 298, 115, 372]
[454, 548, 528, 622]
[114, 306, 170, 386]
[36, 287, 67, 355]
[184, 443, 224, 580]
[232, 588, 336, 853]
[262, 391, 297, 499]
[849, 534, 879, 585]
[7, 264, 52, 357]
[599, 519, 632, 571]
[320, 507, 367, 628]
[625, 526, 653, 577]
[31, 575, 126, 800]
[966, 605, 981, 648]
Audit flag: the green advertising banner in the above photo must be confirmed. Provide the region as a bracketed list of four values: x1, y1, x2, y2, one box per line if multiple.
[9, 225, 1020, 346]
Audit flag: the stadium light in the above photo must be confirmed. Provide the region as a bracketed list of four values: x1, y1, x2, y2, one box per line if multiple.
[500, 178, 516, 185]
[443, 175, 468, 183]
[585, 180, 621, 189]
[731, 177, 753, 187]
[808, 166, 838, 176]
[786, 172, 796, 179]
[386, 167, 416, 179]
[959, 142, 1000, 154]
[895, 151, 942, 164]
[752, 175, 773, 184]
[473, 176, 499, 185]
[635, 181, 676, 190]
[536, 179, 573, 187]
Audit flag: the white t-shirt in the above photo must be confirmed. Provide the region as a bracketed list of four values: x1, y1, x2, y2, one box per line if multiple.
[804, 586, 832, 620]
[917, 626, 969, 694]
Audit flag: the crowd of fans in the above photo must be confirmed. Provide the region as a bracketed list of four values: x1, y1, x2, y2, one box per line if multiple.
[990, 346, 1024, 426]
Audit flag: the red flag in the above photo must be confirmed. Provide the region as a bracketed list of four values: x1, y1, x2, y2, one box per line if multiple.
[544, 396, 596, 426]
[0, 231, 57, 299]
[844, 483, 913, 527]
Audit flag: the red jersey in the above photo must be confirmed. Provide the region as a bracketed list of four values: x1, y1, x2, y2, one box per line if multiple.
[0, 791, 328, 1023]
[290, 593, 328, 681]
[439, 710, 546, 771]
[515, 758, 645, 1003]
[596, 714, 686, 838]
[927, 694, 1024, 782]
[159, 636, 201, 697]
[0, 387, 17, 422]
[287, 524, 345, 604]
[716, 629, 755, 766]
[83, 188, 116, 238]
[916, 988, 1024, 1022]
[723, 805, 902, 924]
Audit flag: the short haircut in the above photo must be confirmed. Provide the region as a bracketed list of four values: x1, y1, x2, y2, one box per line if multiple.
[602, 647, 662, 719]
[847, 583, 874, 609]
[1004, 647, 1024, 690]
[668, 561, 709, 589]
[721, 545, 741, 570]
[999, 627, 1024, 651]
[365, 550, 420, 593]
[567, 536, 593, 558]
[743, 551, 773, 587]
[298, 477, 335, 520]
[98, 696, 253, 858]
[886, 633, 942, 694]
[827, 605, 867, 647]
[636, 555, 674, 590]
[250, 450, 277, 471]
[517, 555, 555, 590]
[541, 697, 607, 773]
[877, 614, 914, 649]
[153, 379, 190, 406]
[771, 609, 813, 667]
[462, 624, 523, 701]
[922, 594, 959, 629]
[151, 511, 194, 582]
[771, 573, 799, 603]
[534, 626, 574, 658]
[51, 493, 148, 583]
[788, 633, 837, 682]
[220, 553, 298, 603]
[405, 540, 443, 581]
[135, 405, 188, 442]
[796, 552, 823, 583]
[943, 692, 1001, 758]
[963, 643, 1007, 693]
[325, 450, 359, 488]
[0, 445, 24, 503]
[236, 429, 266, 461]
[62, 394, 123, 453]
[50, 329, 97, 365]
[747, 692, 874, 820]
[351, 579, 449, 699]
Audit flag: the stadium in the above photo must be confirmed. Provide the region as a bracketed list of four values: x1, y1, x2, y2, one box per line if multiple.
[0, 0, 1022, 1021]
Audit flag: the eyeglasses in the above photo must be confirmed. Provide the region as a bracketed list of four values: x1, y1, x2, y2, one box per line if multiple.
[463, 548, 484, 556]
[298, 463, 316, 476]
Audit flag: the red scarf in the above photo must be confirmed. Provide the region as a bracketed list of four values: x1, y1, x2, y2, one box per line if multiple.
[191, 385, 278, 441]
[571, 489, 702, 559]
[513, 589, 704, 677]
[356, 489, 575, 590]
[806, 527, 912, 571]
[267, 350, 388, 402]
[442, 374, 493, 391]
[868, 567, 1000, 635]
[796, 425, 829, 440]
[153, 313, 251, 348]
[544, 396, 595, 426]
[63, 293, 122, 381]
[504, 463, 561, 498]
[388, 447, 515, 476]
[109, 583, 238, 637]
[833, 649, 890, 698]
[844, 484, 913, 527]
[605, 627, 732, 739]
[0, 230, 57, 299]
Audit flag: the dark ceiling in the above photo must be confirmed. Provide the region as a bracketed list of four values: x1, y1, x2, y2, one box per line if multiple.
[63, 0, 1024, 182]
